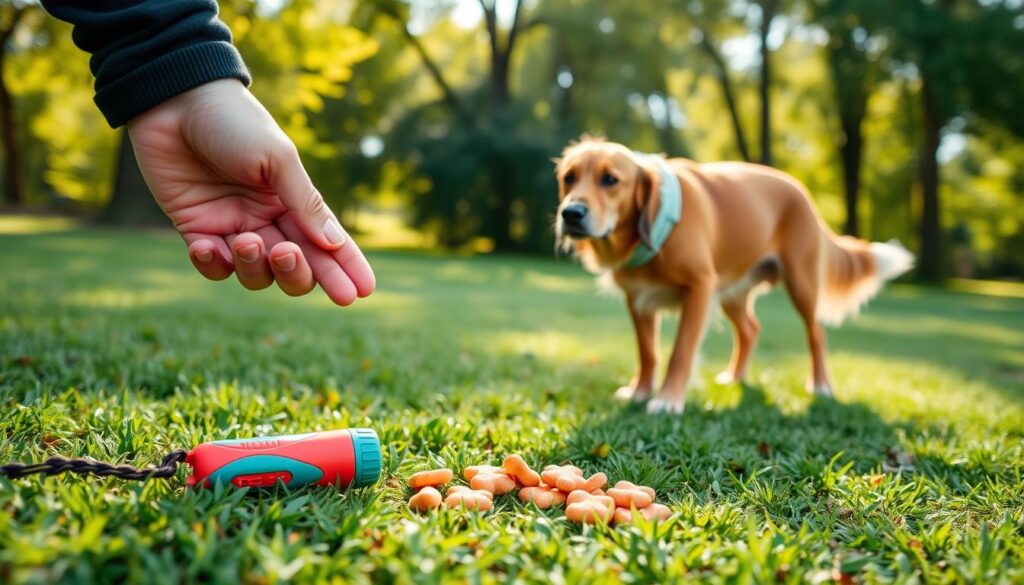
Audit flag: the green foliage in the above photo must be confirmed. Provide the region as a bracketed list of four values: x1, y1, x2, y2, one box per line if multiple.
[7, 11, 115, 206]
[2, 0, 1023, 273]
[388, 97, 558, 251]
[1, 226, 1023, 582]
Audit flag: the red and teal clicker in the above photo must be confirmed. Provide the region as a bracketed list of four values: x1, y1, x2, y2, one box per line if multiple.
[185, 428, 382, 489]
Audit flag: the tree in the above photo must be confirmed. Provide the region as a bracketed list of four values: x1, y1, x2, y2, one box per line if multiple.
[99, 132, 164, 225]
[884, 0, 1024, 280]
[681, 0, 752, 162]
[756, 0, 779, 166]
[367, 0, 553, 252]
[813, 0, 885, 236]
[0, 1, 31, 206]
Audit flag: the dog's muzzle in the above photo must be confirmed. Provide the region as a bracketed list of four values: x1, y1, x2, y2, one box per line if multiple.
[560, 203, 592, 238]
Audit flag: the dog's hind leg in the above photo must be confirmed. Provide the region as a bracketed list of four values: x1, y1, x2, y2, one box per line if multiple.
[716, 291, 761, 385]
[780, 250, 834, 396]
[614, 296, 660, 403]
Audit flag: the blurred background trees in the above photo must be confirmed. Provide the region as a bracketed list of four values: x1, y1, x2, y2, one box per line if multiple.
[0, 0, 1021, 278]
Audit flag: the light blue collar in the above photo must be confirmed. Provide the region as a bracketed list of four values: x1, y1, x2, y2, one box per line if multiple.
[623, 155, 682, 268]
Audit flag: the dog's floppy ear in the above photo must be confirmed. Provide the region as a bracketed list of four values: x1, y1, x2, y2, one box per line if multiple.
[633, 158, 661, 248]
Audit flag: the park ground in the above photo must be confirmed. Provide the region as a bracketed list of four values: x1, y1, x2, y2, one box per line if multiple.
[0, 220, 1022, 584]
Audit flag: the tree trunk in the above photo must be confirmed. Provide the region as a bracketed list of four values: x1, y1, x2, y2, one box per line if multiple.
[918, 75, 942, 281]
[698, 31, 751, 162]
[0, 8, 26, 206]
[839, 112, 865, 237]
[490, 169, 515, 251]
[481, 0, 521, 251]
[99, 131, 166, 226]
[758, 0, 777, 166]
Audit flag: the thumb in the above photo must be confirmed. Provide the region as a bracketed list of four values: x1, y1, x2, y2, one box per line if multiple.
[270, 140, 347, 250]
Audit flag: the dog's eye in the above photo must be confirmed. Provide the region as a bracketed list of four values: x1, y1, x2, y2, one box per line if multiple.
[600, 173, 619, 187]
[564, 171, 576, 186]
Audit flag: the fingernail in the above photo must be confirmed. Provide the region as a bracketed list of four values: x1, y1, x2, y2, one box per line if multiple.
[195, 250, 214, 263]
[273, 253, 297, 272]
[323, 218, 347, 247]
[238, 243, 260, 263]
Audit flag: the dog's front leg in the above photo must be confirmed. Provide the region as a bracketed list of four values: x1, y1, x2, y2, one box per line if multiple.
[614, 296, 660, 403]
[647, 280, 715, 414]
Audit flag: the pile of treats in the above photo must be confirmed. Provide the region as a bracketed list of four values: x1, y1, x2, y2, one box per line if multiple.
[406, 455, 671, 525]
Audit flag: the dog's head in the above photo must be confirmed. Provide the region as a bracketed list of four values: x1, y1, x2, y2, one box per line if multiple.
[554, 137, 659, 254]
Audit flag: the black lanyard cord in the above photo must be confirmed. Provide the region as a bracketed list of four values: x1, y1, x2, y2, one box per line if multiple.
[0, 450, 188, 481]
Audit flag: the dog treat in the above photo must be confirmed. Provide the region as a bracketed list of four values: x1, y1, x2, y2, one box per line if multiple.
[463, 464, 505, 481]
[470, 471, 517, 495]
[612, 480, 656, 500]
[503, 455, 541, 487]
[554, 471, 608, 494]
[408, 486, 443, 511]
[408, 468, 454, 490]
[565, 490, 615, 524]
[540, 464, 582, 487]
[518, 486, 567, 509]
[607, 481, 654, 509]
[612, 503, 672, 524]
[442, 459, 668, 527]
[444, 486, 494, 511]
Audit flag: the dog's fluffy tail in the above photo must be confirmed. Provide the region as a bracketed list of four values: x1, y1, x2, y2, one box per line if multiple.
[817, 233, 914, 326]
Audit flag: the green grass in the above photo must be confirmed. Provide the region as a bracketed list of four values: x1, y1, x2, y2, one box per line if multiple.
[1, 226, 1022, 584]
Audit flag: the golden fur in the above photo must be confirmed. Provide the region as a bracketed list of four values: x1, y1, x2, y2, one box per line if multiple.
[554, 138, 913, 413]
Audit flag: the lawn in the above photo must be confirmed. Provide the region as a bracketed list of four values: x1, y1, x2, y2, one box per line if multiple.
[1, 225, 1022, 584]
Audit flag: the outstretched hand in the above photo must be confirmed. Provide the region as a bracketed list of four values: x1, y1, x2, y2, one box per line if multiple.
[127, 79, 374, 305]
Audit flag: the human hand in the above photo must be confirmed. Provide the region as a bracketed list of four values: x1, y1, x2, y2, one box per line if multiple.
[127, 79, 374, 305]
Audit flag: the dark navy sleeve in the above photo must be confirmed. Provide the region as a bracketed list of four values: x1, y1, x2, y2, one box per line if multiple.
[39, 0, 252, 127]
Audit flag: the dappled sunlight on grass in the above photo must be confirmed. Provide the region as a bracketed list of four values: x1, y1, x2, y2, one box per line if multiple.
[61, 286, 207, 309]
[947, 278, 1024, 299]
[0, 215, 79, 234]
[3, 227, 1024, 583]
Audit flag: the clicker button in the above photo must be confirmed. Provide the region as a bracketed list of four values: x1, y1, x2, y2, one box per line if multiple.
[231, 471, 293, 488]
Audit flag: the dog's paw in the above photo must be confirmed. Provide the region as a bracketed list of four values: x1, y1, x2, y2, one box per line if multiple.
[810, 383, 834, 398]
[645, 397, 685, 415]
[614, 386, 651, 403]
[714, 371, 738, 385]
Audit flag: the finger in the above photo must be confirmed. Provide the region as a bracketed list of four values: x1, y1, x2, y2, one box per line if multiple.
[331, 235, 376, 299]
[184, 234, 233, 281]
[277, 215, 358, 306]
[230, 232, 274, 291]
[256, 225, 315, 297]
[269, 242, 315, 297]
[269, 139, 348, 251]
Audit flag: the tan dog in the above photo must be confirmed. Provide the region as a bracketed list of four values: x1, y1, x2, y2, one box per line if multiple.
[555, 138, 913, 414]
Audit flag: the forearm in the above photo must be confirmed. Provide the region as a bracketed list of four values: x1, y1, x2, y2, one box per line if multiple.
[39, 0, 251, 127]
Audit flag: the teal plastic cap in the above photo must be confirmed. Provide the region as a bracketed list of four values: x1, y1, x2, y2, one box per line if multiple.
[350, 428, 382, 488]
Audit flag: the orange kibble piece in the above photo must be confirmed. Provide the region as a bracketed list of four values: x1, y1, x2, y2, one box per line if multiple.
[444, 487, 493, 511]
[613, 480, 656, 500]
[463, 465, 504, 481]
[503, 455, 541, 487]
[470, 471, 517, 495]
[408, 487, 443, 512]
[590, 488, 607, 497]
[584, 472, 608, 492]
[519, 486, 567, 509]
[540, 464, 582, 487]
[554, 471, 607, 494]
[607, 482, 654, 509]
[564, 490, 615, 524]
[613, 503, 672, 524]
[408, 468, 454, 490]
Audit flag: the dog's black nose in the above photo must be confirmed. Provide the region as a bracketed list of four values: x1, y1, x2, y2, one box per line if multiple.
[561, 203, 588, 225]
